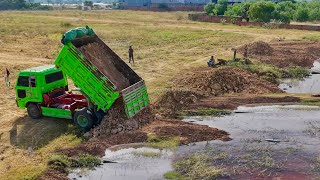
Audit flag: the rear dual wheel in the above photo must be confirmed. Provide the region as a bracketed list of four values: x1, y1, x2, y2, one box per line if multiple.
[73, 108, 94, 131]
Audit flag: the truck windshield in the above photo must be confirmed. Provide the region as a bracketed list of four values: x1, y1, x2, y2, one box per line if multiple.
[45, 71, 64, 84]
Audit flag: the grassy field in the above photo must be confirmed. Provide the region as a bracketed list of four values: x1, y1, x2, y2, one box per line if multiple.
[1, 10, 320, 179]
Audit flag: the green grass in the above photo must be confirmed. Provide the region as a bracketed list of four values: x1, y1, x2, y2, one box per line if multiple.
[227, 61, 310, 84]
[133, 151, 161, 158]
[301, 99, 320, 106]
[48, 153, 101, 173]
[146, 135, 180, 149]
[178, 108, 231, 117]
[163, 171, 185, 180]
[173, 154, 224, 180]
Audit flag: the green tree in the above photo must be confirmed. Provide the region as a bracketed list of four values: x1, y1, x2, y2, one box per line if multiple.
[294, 8, 309, 22]
[204, 3, 215, 16]
[214, 0, 228, 15]
[309, 8, 320, 21]
[0, 0, 26, 10]
[224, 4, 242, 17]
[275, 1, 297, 20]
[249, 1, 276, 22]
[84, 0, 93, 7]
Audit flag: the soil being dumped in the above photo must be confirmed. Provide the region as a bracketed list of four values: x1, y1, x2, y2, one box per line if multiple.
[78, 42, 130, 90]
[238, 41, 320, 68]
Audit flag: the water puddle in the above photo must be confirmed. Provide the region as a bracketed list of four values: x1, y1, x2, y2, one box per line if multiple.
[182, 105, 320, 178]
[279, 61, 320, 93]
[69, 147, 173, 180]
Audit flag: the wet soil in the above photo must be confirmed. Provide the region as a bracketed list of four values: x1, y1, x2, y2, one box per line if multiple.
[189, 95, 301, 110]
[238, 41, 320, 68]
[78, 42, 130, 90]
[58, 131, 148, 157]
[141, 119, 231, 144]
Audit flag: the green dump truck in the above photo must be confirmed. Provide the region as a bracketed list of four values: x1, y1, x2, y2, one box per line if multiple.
[15, 26, 149, 131]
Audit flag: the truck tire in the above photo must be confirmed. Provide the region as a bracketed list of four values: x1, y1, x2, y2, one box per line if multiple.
[74, 108, 94, 131]
[27, 103, 42, 119]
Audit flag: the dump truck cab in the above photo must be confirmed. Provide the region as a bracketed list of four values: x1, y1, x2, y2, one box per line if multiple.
[15, 65, 90, 129]
[15, 65, 68, 109]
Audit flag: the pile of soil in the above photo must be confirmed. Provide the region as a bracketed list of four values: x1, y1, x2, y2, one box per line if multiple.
[173, 67, 282, 96]
[190, 95, 301, 110]
[239, 41, 320, 68]
[90, 99, 155, 138]
[142, 120, 231, 144]
[238, 41, 274, 56]
[155, 89, 204, 117]
[78, 42, 130, 90]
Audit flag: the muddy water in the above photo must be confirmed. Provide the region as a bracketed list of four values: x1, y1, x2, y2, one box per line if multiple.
[68, 147, 173, 180]
[279, 61, 320, 93]
[182, 105, 320, 179]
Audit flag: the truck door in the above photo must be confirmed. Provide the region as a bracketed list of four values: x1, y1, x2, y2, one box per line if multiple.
[16, 75, 38, 102]
[28, 76, 38, 99]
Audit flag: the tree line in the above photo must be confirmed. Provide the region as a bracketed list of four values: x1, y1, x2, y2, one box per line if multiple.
[204, 0, 320, 23]
[0, 0, 53, 10]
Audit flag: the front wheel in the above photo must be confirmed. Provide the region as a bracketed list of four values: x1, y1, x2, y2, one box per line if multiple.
[27, 103, 42, 119]
[73, 108, 94, 131]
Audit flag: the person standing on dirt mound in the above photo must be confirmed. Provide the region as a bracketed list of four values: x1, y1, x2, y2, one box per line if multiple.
[128, 46, 134, 65]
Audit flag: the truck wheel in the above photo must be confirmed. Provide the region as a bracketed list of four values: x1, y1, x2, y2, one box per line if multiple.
[74, 108, 94, 131]
[27, 103, 42, 119]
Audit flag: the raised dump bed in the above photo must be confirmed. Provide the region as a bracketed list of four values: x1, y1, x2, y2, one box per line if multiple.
[55, 26, 149, 118]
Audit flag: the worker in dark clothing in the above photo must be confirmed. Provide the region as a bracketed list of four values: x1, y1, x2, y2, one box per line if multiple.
[128, 46, 134, 65]
[243, 45, 248, 59]
[207, 56, 215, 67]
[4, 68, 10, 87]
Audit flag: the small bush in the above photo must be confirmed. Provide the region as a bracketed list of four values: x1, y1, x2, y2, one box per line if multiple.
[286, 66, 310, 79]
[76, 154, 101, 169]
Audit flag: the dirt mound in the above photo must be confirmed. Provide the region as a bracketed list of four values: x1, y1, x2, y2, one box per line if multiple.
[79, 42, 130, 90]
[142, 120, 231, 144]
[91, 100, 154, 138]
[58, 131, 148, 157]
[174, 67, 282, 96]
[155, 89, 204, 117]
[238, 41, 273, 56]
[239, 41, 320, 68]
[39, 169, 68, 180]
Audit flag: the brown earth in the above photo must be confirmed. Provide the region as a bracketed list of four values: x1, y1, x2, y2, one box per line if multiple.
[238, 41, 320, 68]
[58, 131, 148, 157]
[141, 119, 231, 144]
[78, 42, 130, 90]
[173, 67, 282, 96]
[155, 66, 283, 117]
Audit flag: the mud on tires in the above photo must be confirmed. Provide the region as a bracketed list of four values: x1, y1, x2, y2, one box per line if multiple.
[74, 108, 94, 132]
[27, 103, 42, 119]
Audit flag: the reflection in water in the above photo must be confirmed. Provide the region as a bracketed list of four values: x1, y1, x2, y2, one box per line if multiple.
[69, 147, 173, 180]
[182, 105, 320, 178]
